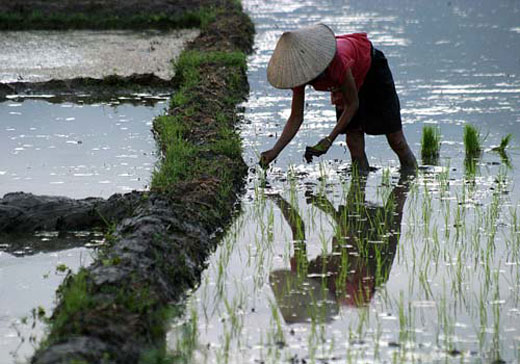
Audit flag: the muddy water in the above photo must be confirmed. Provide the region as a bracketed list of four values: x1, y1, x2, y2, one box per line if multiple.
[168, 0, 520, 363]
[0, 29, 199, 82]
[0, 97, 166, 199]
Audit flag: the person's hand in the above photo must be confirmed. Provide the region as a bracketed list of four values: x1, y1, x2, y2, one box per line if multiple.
[304, 137, 332, 163]
[259, 149, 277, 169]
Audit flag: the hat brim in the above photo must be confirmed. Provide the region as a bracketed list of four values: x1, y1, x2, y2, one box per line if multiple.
[267, 23, 336, 89]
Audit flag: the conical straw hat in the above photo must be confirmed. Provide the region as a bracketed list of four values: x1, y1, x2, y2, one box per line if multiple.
[267, 23, 336, 89]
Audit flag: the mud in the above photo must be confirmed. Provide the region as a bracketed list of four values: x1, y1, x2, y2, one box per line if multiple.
[0, 29, 199, 84]
[0, 191, 143, 233]
[0, 73, 175, 102]
[32, 193, 214, 363]
[190, 7, 254, 53]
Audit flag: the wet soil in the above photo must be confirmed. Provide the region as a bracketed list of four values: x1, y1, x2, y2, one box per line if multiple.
[0, 29, 198, 83]
[0, 191, 143, 233]
[0, 74, 175, 101]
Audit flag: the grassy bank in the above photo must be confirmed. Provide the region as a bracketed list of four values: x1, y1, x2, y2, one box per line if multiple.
[30, 1, 254, 363]
[0, 10, 215, 30]
[152, 50, 247, 200]
[0, 0, 220, 30]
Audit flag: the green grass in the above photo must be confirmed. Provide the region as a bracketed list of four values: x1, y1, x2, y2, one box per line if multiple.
[152, 115, 195, 186]
[151, 50, 247, 195]
[39, 269, 92, 345]
[420, 126, 441, 164]
[463, 124, 483, 156]
[0, 8, 217, 30]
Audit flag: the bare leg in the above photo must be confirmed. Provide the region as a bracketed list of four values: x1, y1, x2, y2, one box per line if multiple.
[346, 131, 370, 173]
[386, 130, 418, 171]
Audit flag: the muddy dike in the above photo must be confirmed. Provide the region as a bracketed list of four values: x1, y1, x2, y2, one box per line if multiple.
[0, 74, 175, 103]
[12, 2, 255, 363]
[0, 192, 144, 233]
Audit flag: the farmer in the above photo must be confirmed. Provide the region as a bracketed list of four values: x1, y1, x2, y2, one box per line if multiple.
[259, 24, 417, 172]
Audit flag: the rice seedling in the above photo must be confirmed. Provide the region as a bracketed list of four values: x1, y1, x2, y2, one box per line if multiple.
[492, 133, 513, 154]
[464, 154, 480, 178]
[420, 126, 441, 165]
[168, 121, 518, 364]
[490, 133, 514, 168]
[463, 124, 483, 156]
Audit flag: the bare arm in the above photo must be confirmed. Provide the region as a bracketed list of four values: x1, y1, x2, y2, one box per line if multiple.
[328, 68, 359, 142]
[303, 69, 359, 162]
[260, 89, 305, 167]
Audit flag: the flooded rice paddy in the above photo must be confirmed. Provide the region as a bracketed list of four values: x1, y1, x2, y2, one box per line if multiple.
[0, 95, 167, 363]
[167, 0, 520, 363]
[0, 231, 99, 363]
[0, 96, 166, 199]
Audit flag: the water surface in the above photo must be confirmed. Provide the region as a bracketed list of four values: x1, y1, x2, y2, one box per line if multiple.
[0, 232, 100, 363]
[0, 95, 166, 363]
[168, 0, 520, 363]
[0, 97, 166, 199]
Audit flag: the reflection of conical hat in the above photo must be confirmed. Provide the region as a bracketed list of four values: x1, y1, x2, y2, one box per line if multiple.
[269, 270, 338, 324]
[267, 24, 336, 89]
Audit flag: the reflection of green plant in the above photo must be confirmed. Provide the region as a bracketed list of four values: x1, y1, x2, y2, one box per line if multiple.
[171, 304, 199, 364]
[464, 154, 479, 177]
[420, 126, 441, 164]
[491, 134, 513, 168]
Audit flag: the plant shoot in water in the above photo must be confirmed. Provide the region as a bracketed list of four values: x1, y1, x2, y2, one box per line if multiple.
[491, 133, 513, 154]
[463, 124, 483, 156]
[420, 126, 441, 165]
[491, 133, 513, 168]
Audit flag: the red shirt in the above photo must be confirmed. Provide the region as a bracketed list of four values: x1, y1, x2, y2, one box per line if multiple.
[292, 33, 372, 105]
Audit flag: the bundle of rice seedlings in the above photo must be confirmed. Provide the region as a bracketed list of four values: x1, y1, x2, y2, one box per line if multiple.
[421, 126, 441, 164]
[463, 124, 482, 156]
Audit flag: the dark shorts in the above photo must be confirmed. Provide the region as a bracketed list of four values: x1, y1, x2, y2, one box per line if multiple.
[336, 48, 402, 136]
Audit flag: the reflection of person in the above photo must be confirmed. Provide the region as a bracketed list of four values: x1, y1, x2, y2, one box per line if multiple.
[268, 174, 411, 323]
[259, 24, 417, 172]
